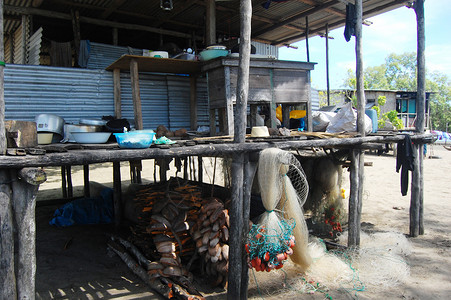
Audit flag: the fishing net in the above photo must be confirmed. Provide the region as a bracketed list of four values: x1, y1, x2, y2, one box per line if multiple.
[247, 148, 312, 272]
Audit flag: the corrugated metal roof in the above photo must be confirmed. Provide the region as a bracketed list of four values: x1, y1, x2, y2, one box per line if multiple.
[2, 0, 410, 48]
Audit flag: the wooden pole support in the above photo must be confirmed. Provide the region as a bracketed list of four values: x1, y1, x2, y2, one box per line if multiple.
[11, 168, 40, 300]
[0, 169, 17, 299]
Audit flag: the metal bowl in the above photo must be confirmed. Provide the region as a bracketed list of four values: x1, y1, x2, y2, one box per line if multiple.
[35, 114, 65, 136]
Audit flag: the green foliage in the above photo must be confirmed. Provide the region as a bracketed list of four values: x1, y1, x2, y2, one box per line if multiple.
[343, 52, 451, 131]
[377, 95, 386, 107]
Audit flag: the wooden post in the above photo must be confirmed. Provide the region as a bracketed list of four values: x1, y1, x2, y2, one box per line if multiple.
[0, 0, 6, 155]
[282, 104, 290, 128]
[410, 144, 420, 237]
[21, 15, 27, 64]
[224, 66, 234, 136]
[83, 164, 90, 198]
[71, 9, 81, 67]
[61, 166, 67, 198]
[112, 27, 118, 46]
[305, 16, 310, 62]
[130, 58, 143, 130]
[190, 75, 198, 130]
[113, 162, 122, 227]
[0, 169, 17, 299]
[348, 0, 366, 248]
[325, 23, 330, 106]
[228, 0, 251, 299]
[113, 68, 122, 119]
[197, 156, 203, 183]
[66, 165, 73, 198]
[11, 168, 45, 300]
[414, 0, 425, 236]
[206, 0, 216, 45]
[241, 152, 257, 294]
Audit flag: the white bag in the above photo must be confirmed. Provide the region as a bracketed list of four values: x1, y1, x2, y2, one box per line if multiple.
[312, 111, 336, 132]
[326, 102, 372, 134]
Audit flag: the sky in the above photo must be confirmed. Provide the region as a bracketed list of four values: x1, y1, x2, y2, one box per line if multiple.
[278, 0, 451, 90]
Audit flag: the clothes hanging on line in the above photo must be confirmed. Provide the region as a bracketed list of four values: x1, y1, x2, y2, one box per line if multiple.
[396, 134, 415, 196]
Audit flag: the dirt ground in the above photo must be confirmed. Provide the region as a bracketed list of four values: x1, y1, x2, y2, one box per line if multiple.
[35, 145, 451, 299]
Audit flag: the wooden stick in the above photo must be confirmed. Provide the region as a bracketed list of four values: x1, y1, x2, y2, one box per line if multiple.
[107, 240, 172, 298]
[110, 235, 151, 270]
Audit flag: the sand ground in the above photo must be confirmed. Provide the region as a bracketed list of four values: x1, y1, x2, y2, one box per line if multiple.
[35, 145, 451, 299]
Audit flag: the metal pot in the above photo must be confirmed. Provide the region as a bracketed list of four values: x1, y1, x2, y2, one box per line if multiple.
[63, 124, 103, 143]
[35, 114, 65, 136]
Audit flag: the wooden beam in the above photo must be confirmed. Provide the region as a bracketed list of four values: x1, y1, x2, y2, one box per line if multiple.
[252, 0, 340, 38]
[273, 0, 409, 45]
[295, 0, 345, 17]
[100, 0, 127, 19]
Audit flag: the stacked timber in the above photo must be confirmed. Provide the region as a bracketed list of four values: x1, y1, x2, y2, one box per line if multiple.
[128, 179, 230, 289]
[190, 197, 230, 288]
[131, 183, 200, 281]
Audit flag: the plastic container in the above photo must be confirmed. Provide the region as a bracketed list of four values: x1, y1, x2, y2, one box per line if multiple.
[71, 132, 111, 144]
[37, 133, 53, 145]
[199, 49, 229, 61]
[114, 132, 156, 149]
[365, 109, 378, 133]
[149, 51, 169, 58]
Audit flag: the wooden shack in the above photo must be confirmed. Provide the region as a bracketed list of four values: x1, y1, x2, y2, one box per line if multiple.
[0, 1, 430, 299]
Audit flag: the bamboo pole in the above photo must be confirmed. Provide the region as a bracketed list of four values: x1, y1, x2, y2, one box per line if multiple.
[413, 0, 425, 236]
[348, 0, 365, 247]
[228, 0, 252, 299]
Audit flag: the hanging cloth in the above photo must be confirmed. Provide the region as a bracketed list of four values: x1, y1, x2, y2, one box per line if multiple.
[344, 3, 357, 42]
[50, 41, 72, 67]
[396, 134, 415, 196]
[78, 40, 91, 68]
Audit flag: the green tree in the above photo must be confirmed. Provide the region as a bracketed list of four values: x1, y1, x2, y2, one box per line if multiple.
[343, 52, 451, 131]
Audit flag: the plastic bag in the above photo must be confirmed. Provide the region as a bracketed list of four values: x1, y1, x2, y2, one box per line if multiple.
[312, 111, 336, 132]
[326, 102, 372, 133]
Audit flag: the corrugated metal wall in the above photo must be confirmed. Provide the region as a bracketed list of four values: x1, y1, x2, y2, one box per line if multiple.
[311, 89, 320, 111]
[252, 41, 279, 58]
[87, 42, 142, 69]
[4, 64, 115, 124]
[4, 64, 209, 131]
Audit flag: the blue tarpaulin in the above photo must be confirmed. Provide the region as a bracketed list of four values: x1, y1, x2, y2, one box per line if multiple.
[49, 188, 114, 227]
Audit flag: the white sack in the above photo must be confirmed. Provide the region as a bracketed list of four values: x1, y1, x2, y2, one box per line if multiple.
[326, 102, 372, 134]
[312, 111, 336, 132]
